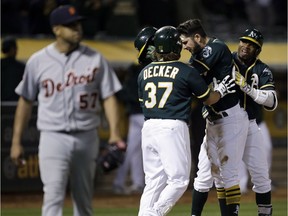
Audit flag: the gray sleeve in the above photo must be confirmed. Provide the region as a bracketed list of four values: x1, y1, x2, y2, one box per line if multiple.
[15, 55, 39, 101]
[99, 55, 122, 99]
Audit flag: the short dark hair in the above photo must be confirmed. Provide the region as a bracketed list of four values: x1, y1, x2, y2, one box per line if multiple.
[1, 36, 17, 54]
[177, 19, 207, 37]
[156, 52, 181, 61]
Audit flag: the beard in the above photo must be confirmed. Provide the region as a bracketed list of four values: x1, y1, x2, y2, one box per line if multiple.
[193, 42, 202, 54]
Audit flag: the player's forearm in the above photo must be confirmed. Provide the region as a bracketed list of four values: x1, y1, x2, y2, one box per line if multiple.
[103, 95, 122, 143]
[203, 91, 221, 105]
[246, 88, 278, 110]
[12, 97, 33, 145]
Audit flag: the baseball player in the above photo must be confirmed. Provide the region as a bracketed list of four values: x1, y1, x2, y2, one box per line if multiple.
[177, 19, 249, 216]
[188, 28, 277, 216]
[113, 27, 158, 194]
[137, 26, 235, 216]
[10, 5, 125, 216]
[240, 99, 274, 194]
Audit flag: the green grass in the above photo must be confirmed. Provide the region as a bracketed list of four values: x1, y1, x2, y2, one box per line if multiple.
[1, 200, 287, 216]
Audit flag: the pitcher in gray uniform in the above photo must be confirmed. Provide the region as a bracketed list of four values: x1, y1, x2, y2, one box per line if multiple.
[10, 5, 125, 216]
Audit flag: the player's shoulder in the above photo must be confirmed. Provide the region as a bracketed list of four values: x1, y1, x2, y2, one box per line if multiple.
[208, 37, 229, 48]
[79, 44, 108, 61]
[201, 37, 231, 57]
[255, 59, 269, 69]
[253, 59, 272, 74]
[26, 44, 53, 65]
[79, 43, 97, 54]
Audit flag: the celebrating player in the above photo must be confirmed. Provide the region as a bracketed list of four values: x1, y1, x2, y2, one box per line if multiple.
[113, 26, 158, 194]
[177, 19, 249, 216]
[10, 5, 125, 216]
[137, 26, 235, 216]
[187, 28, 277, 216]
[234, 28, 277, 215]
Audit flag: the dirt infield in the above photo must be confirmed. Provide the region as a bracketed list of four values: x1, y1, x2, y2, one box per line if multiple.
[2, 186, 287, 209]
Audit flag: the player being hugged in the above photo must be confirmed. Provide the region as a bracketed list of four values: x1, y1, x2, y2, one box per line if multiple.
[177, 19, 250, 216]
[137, 26, 235, 216]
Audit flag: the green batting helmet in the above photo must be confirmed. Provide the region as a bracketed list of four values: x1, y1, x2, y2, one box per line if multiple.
[154, 26, 182, 55]
[134, 26, 158, 63]
[239, 28, 264, 48]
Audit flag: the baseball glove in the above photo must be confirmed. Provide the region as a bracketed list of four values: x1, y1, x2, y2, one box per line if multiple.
[98, 142, 126, 173]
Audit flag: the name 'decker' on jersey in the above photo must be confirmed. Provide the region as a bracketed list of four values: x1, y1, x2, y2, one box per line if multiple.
[143, 65, 179, 80]
[42, 68, 98, 97]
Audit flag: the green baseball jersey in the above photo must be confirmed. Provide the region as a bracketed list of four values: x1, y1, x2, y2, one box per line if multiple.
[189, 38, 239, 112]
[232, 52, 276, 120]
[138, 61, 210, 123]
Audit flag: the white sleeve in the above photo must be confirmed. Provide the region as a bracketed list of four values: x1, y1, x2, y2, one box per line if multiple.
[247, 88, 278, 111]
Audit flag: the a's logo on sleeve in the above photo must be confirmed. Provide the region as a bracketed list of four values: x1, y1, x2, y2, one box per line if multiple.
[202, 46, 212, 58]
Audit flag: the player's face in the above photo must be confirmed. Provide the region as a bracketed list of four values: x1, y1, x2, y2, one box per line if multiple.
[54, 21, 83, 45]
[237, 40, 259, 61]
[180, 35, 202, 54]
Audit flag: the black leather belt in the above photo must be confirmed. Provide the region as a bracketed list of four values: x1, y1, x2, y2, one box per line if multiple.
[207, 111, 228, 122]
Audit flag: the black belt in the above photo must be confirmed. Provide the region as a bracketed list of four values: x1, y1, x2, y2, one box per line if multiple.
[207, 111, 228, 122]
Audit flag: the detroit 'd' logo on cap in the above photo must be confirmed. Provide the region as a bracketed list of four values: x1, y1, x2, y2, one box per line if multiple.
[69, 7, 76, 15]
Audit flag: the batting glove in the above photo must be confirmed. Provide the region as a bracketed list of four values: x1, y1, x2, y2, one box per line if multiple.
[213, 75, 236, 98]
[201, 106, 209, 119]
[235, 71, 251, 93]
[146, 45, 157, 61]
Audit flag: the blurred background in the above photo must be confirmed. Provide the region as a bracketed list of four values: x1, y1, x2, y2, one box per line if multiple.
[1, 0, 287, 194]
[1, 0, 287, 40]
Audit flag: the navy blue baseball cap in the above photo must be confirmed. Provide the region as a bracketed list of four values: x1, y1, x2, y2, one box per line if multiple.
[50, 5, 85, 26]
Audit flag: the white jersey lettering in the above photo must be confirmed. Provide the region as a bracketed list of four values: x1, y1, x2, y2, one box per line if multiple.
[143, 65, 179, 80]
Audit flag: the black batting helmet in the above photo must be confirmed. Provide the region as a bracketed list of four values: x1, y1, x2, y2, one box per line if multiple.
[154, 26, 182, 55]
[239, 28, 264, 48]
[134, 26, 158, 64]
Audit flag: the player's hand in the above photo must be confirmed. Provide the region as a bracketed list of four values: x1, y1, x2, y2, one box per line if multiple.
[110, 140, 127, 151]
[213, 75, 236, 98]
[10, 143, 26, 166]
[235, 71, 251, 93]
[146, 45, 156, 61]
[201, 106, 209, 119]
[98, 141, 126, 173]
